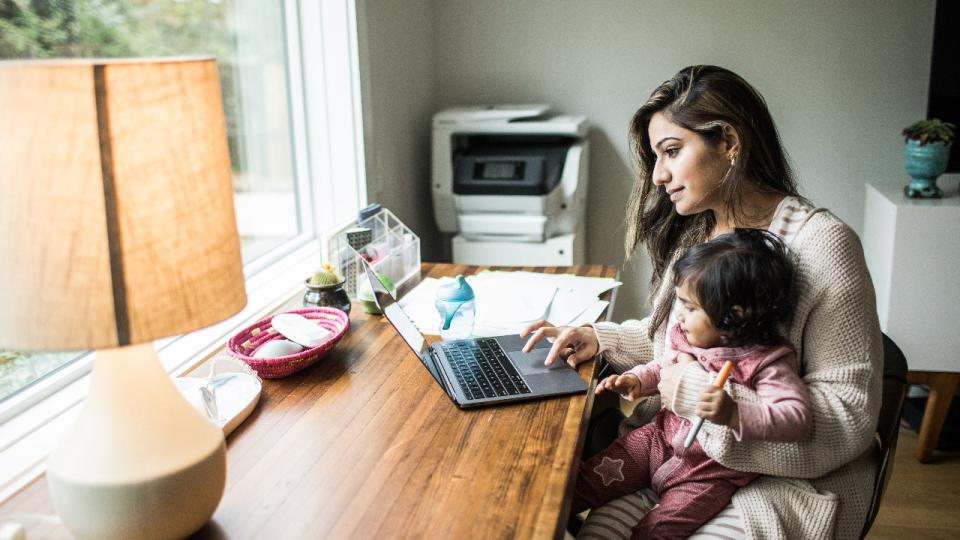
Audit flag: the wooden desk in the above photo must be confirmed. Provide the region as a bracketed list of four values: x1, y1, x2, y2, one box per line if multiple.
[0, 263, 617, 539]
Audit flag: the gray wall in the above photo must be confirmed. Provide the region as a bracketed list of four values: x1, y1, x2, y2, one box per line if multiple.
[356, 0, 442, 260]
[359, 0, 941, 320]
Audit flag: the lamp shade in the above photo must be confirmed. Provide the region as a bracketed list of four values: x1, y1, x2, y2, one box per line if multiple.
[0, 57, 246, 351]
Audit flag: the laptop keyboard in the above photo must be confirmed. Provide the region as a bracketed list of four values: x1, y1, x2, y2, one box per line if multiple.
[439, 338, 531, 400]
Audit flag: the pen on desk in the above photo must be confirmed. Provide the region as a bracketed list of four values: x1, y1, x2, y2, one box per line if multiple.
[542, 287, 559, 322]
[683, 360, 733, 449]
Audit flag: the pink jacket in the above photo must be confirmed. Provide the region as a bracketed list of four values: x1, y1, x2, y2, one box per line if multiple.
[625, 324, 811, 442]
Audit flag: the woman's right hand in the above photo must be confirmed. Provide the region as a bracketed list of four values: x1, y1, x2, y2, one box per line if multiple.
[520, 320, 600, 368]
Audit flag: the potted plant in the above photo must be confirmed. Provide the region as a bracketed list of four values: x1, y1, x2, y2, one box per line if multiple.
[356, 270, 397, 315]
[304, 263, 351, 315]
[902, 118, 955, 198]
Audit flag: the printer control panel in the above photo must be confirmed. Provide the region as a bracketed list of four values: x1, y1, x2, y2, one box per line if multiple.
[452, 135, 573, 196]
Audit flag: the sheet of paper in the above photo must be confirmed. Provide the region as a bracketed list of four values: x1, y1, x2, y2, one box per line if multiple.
[397, 271, 621, 336]
[568, 300, 610, 327]
[469, 273, 558, 324]
[397, 277, 443, 334]
[547, 289, 602, 326]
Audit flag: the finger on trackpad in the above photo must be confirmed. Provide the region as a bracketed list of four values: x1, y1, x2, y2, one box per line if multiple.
[510, 349, 567, 375]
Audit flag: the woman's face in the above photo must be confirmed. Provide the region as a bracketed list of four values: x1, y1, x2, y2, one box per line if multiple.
[648, 111, 730, 216]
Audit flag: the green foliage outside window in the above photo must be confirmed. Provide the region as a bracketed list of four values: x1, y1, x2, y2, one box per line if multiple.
[0, 0, 231, 59]
[0, 350, 81, 400]
[0, 0, 243, 171]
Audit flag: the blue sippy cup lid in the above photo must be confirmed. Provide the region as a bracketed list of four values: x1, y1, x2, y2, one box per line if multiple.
[437, 275, 474, 302]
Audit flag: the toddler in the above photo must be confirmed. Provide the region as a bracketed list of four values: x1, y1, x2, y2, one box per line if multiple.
[573, 228, 811, 540]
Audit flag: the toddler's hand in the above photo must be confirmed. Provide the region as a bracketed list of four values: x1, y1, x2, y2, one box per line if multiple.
[595, 373, 642, 400]
[696, 387, 738, 427]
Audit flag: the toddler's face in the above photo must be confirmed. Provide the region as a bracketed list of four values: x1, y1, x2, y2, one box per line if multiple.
[674, 281, 725, 349]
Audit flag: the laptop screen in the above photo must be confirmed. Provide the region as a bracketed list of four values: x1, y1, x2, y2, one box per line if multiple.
[363, 262, 426, 355]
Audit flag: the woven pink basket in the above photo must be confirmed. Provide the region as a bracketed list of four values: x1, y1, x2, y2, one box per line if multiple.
[227, 307, 350, 378]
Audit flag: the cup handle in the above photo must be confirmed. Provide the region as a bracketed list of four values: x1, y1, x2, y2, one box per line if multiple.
[440, 301, 464, 331]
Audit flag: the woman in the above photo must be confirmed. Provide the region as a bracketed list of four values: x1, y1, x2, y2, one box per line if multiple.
[522, 65, 882, 539]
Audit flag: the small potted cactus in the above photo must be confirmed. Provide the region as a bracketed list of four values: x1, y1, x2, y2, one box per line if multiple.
[304, 263, 351, 315]
[902, 118, 955, 198]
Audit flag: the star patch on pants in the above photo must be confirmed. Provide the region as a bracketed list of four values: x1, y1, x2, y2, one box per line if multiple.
[593, 456, 625, 486]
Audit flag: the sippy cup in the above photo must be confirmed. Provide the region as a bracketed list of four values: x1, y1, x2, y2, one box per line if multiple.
[435, 275, 476, 340]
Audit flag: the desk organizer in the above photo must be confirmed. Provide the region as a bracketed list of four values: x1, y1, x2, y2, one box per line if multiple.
[328, 207, 420, 299]
[227, 307, 349, 378]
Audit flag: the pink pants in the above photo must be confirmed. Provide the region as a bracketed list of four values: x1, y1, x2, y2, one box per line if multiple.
[573, 410, 757, 540]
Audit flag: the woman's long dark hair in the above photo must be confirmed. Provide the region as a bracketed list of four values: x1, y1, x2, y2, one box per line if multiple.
[625, 66, 800, 337]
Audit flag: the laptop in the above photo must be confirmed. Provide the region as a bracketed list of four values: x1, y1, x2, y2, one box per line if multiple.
[363, 262, 587, 408]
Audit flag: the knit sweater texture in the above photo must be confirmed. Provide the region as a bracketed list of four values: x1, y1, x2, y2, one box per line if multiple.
[591, 197, 883, 539]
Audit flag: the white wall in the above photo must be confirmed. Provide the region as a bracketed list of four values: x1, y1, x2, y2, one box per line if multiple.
[360, 0, 939, 320]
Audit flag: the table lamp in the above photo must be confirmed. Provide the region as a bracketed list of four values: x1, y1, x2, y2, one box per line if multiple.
[0, 57, 247, 539]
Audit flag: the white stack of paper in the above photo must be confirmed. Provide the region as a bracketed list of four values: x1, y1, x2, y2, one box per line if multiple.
[397, 271, 621, 337]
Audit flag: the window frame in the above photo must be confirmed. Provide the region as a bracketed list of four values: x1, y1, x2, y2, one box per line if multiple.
[0, 0, 367, 502]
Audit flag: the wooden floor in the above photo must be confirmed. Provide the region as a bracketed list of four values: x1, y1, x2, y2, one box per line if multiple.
[868, 424, 960, 539]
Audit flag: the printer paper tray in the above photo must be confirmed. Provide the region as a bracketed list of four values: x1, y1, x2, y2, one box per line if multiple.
[458, 214, 547, 240]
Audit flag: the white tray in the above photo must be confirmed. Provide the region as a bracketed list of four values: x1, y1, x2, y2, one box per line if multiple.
[174, 356, 262, 437]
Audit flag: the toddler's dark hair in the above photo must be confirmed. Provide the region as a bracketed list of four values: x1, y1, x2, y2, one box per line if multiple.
[672, 228, 794, 346]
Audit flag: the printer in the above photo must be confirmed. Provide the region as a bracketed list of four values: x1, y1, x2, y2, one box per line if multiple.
[432, 105, 589, 266]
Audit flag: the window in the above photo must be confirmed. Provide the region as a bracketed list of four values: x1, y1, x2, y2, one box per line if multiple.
[0, 0, 365, 494]
[1, 0, 301, 400]
[0, 352, 80, 402]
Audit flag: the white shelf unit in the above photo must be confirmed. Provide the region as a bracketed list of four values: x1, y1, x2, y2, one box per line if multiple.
[862, 182, 960, 373]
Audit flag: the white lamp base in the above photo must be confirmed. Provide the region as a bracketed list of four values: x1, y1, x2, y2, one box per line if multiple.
[46, 343, 226, 540]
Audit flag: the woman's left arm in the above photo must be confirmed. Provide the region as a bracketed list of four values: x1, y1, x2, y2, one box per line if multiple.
[667, 217, 883, 478]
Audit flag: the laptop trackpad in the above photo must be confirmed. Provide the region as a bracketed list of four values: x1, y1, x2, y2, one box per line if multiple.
[509, 349, 572, 375]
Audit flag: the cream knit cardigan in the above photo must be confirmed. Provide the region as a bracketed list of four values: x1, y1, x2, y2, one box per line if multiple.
[591, 197, 883, 539]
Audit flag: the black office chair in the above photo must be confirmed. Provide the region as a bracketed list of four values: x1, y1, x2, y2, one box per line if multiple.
[860, 333, 909, 539]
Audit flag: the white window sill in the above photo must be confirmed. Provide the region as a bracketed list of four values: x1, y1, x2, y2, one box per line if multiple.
[0, 241, 323, 502]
